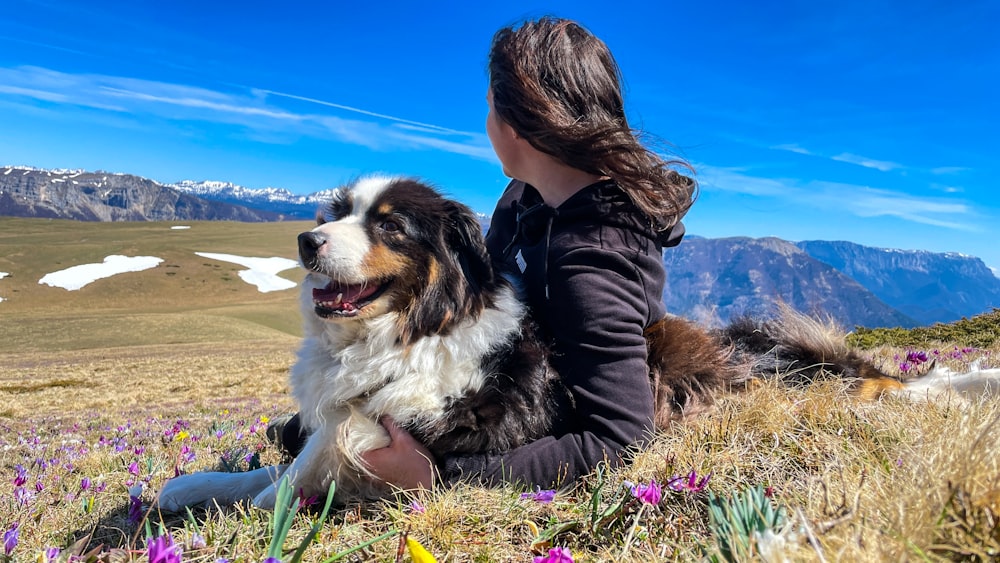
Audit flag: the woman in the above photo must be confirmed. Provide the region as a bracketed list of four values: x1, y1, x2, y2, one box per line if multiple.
[358, 16, 695, 489]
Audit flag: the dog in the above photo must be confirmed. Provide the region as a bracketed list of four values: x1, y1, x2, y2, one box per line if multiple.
[157, 176, 972, 511]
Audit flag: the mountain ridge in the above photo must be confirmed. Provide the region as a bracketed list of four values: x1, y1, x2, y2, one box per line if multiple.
[4, 164, 998, 328]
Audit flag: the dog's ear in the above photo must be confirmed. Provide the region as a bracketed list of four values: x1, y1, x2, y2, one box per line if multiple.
[446, 201, 495, 297]
[399, 201, 496, 346]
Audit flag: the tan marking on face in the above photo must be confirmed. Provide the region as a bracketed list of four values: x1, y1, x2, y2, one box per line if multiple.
[377, 202, 395, 217]
[360, 241, 412, 280]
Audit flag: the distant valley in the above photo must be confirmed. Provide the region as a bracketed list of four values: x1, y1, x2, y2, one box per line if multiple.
[3, 165, 998, 329]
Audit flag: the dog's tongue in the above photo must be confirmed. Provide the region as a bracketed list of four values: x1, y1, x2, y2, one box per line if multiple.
[313, 282, 379, 309]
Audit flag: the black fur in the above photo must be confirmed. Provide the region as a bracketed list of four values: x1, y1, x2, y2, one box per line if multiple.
[410, 317, 562, 458]
[318, 179, 896, 459]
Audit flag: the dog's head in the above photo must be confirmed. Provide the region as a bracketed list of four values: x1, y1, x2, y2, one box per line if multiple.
[299, 176, 498, 344]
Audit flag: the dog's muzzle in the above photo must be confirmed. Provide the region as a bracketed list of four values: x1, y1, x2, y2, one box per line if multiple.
[298, 231, 326, 270]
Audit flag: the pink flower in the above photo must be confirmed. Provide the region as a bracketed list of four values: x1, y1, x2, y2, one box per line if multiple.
[4, 524, 18, 556]
[533, 546, 573, 563]
[520, 487, 556, 504]
[128, 494, 144, 524]
[12, 465, 27, 487]
[146, 534, 182, 563]
[631, 479, 662, 504]
[667, 470, 711, 494]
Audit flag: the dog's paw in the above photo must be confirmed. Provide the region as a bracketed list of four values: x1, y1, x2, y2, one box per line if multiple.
[252, 485, 278, 510]
[156, 474, 209, 512]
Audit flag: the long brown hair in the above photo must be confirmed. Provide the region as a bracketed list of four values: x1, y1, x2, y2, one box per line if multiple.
[488, 17, 696, 229]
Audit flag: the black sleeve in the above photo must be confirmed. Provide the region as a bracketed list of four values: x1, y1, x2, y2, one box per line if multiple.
[440, 243, 656, 487]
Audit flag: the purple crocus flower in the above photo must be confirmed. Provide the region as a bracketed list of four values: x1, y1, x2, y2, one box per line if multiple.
[667, 470, 712, 494]
[520, 487, 557, 504]
[147, 534, 182, 563]
[80, 476, 92, 492]
[409, 500, 427, 514]
[905, 350, 928, 365]
[12, 464, 27, 487]
[42, 547, 61, 562]
[3, 524, 18, 556]
[533, 546, 573, 563]
[188, 533, 207, 550]
[631, 479, 663, 504]
[128, 493, 144, 525]
[296, 488, 319, 507]
[13, 486, 34, 506]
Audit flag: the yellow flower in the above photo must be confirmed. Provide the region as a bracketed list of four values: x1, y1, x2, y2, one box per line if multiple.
[174, 430, 190, 441]
[406, 537, 438, 563]
[259, 415, 270, 424]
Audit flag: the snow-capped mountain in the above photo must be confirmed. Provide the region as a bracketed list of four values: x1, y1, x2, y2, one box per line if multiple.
[170, 179, 332, 219]
[1, 165, 281, 221]
[4, 165, 998, 327]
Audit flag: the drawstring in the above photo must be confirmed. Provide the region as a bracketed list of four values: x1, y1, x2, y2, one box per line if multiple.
[542, 213, 555, 300]
[503, 198, 559, 301]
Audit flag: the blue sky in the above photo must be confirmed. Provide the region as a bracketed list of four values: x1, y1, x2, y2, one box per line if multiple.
[2, 1, 998, 272]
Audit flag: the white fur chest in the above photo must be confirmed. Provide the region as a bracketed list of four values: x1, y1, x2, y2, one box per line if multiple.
[291, 291, 526, 430]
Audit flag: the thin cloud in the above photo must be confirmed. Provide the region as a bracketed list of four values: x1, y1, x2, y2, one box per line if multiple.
[696, 166, 792, 197]
[807, 182, 978, 232]
[770, 143, 904, 172]
[0, 84, 70, 103]
[931, 166, 972, 175]
[770, 143, 814, 155]
[256, 89, 469, 135]
[0, 65, 493, 161]
[830, 152, 903, 172]
[698, 164, 979, 233]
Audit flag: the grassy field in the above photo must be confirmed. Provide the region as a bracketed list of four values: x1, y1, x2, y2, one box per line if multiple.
[1, 218, 999, 561]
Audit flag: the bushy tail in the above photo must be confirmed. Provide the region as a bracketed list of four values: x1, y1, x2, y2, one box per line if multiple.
[647, 305, 904, 426]
[719, 303, 903, 399]
[645, 315, 749, 427]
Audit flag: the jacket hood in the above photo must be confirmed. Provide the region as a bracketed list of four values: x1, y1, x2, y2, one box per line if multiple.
[511, 180, 685, 251]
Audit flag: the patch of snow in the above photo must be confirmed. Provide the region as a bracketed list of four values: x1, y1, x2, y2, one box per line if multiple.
[3, 168, 11, 175]
[38, 256, 163, 291]
[992, 265, 1000, 279]
[171, 226, 191, 230]
[0, 271, 7, 303]
[195, 252, 298, 293]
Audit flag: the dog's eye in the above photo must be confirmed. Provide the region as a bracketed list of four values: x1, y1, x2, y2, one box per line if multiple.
[380, 220, 401, 233]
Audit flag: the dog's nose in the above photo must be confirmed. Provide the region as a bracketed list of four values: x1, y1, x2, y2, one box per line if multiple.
[298, 231, 327, 264]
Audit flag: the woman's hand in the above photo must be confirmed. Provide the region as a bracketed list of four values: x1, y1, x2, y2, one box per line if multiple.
[362, 416, 436, 490]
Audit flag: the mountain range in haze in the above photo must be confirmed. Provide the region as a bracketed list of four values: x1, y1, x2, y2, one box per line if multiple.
[3, 164, 998, 328]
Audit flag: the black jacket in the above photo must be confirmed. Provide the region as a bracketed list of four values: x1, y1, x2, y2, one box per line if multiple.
[440, 179, 684, 487]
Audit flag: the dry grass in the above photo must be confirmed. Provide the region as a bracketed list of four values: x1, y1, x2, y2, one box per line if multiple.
[2, 219, 998, 561]
[2, 343, 998, 561]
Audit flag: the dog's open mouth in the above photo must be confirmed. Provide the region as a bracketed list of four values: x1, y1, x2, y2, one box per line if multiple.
[312, 280, 388, 318]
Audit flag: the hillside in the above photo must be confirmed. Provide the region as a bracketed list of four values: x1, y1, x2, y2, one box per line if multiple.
[4, 165, 999, 330]
[797, 240, 1000, 325]
[661, 236, 919, 328]
[0, 166, 284, 221]
[0, 217, 311, 354]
